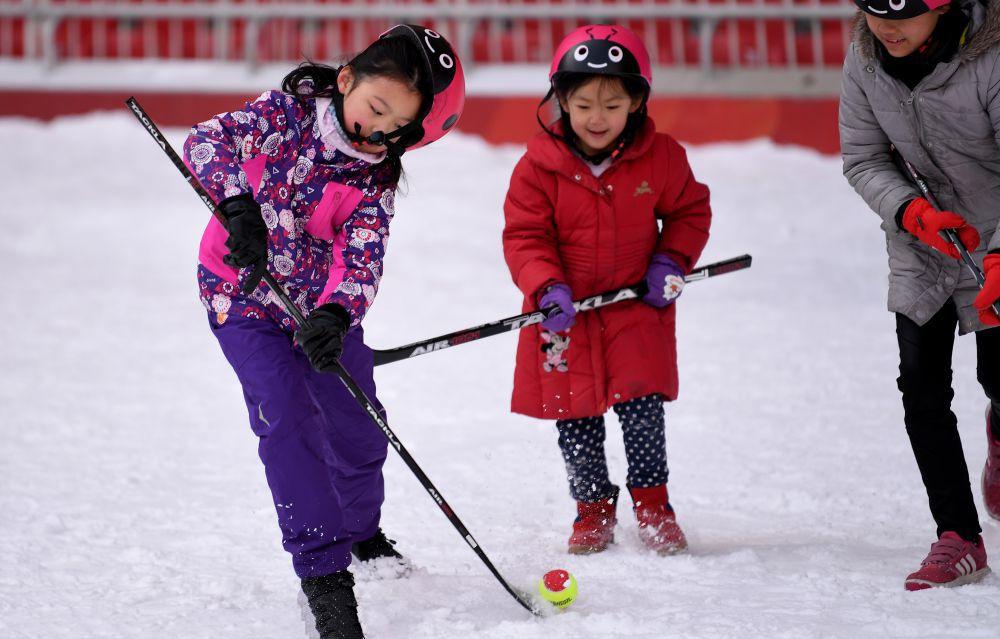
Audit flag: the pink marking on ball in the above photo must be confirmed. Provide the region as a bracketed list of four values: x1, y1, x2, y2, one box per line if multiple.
[543, 569, 570, 592]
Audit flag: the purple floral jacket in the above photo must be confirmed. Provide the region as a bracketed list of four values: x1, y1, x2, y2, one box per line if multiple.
[184, 90, 397, 331]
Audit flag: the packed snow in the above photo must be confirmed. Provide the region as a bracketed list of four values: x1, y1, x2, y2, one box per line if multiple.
[1, 111, 998, 638]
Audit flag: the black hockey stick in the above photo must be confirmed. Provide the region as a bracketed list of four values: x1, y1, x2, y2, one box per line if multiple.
[373, 254, 752, 366]
[896, 153, 1000, 317]
[125, 97, 542, 616]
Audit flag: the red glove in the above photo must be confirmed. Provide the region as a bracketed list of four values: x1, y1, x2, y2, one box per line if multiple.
[974, 253, 1000, 327]
[901, 198, 979, 260]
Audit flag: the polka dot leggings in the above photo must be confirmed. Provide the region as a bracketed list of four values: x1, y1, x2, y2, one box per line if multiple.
[555, 394, 669, 502]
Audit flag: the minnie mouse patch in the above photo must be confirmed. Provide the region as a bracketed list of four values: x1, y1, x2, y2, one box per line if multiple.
[540, 330, 570, 373]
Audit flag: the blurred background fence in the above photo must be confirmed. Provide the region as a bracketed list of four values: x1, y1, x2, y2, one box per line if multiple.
[0, 0, 855, 71]
[0, 0, 856, 151]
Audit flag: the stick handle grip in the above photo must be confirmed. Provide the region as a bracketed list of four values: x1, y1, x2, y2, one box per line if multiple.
[898, 155, 1000, 318]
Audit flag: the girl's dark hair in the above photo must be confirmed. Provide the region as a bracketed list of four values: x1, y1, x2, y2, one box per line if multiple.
[551, 72, 648, 106]
[280, 36, 432, 185]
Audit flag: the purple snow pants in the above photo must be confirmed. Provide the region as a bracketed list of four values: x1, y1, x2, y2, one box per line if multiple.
[208, 312, 389, 579]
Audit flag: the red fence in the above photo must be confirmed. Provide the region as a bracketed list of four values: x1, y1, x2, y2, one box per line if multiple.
[0, 1, 853, 152]
[1, 0, 856, 69]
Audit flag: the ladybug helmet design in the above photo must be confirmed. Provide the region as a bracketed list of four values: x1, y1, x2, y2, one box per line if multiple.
[344, 24, 466, 153]
[853, 0, 950, 20]
[537, 24, 653, 163]
[550, 24, 652, 93]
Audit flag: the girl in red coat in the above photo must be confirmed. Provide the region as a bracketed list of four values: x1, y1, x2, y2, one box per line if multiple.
[503, 24, 712, 555]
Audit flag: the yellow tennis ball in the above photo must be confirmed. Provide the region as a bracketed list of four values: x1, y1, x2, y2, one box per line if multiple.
[538, 569, 578, 610]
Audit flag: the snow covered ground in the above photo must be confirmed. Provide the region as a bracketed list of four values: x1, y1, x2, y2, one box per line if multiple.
[1, 111, 999, 638]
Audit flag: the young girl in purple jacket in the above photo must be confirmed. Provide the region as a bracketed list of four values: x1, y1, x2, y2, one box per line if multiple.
[183, 25, 464, 638]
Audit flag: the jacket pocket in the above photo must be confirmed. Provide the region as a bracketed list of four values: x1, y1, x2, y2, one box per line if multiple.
[888, 236, 931, 279]
[305, 182, 364, 241]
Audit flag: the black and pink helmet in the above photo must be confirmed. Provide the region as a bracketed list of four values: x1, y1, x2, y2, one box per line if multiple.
[853, 0, 951, 19]
[549, 25, 652, 92]
[378, 24, 465, 150]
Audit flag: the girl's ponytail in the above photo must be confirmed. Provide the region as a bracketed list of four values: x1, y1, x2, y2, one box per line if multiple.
[281, 62, 341, 99]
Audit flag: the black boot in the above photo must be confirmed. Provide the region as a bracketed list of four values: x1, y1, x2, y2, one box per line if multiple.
[300, 570, 364, 639]
[351, 528, 411, 579]
[351, 528, 403, 562]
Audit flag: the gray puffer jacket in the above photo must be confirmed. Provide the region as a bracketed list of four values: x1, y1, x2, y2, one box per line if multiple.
[840, 0, 1000, 334]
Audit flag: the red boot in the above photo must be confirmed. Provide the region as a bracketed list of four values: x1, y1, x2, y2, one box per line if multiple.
[629, 485, 688, 555]
[567, 487, 618, 554]
[984, 407, 1000, 521]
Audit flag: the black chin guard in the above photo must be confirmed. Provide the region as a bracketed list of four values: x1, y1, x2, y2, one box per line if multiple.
[329, 67, 427, 157]
[348, 120, 425, 157]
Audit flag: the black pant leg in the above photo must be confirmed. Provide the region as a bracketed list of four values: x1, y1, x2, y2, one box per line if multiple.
[612, 394, 669, 488]
[896, 300, 980, 540]
[556, 415, 615, 502]
[975, 326, 1000, 438]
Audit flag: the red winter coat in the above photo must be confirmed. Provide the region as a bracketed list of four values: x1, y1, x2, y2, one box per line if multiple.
[502, 119, 711, 420]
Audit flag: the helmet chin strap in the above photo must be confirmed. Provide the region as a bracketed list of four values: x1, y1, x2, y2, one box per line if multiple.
[330, 69, 423, 157]
[349, 121, 421, 157]
[562, 108, 646, 165]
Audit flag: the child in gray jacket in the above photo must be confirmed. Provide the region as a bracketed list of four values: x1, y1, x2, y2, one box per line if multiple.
[840, 0, 1000, 591]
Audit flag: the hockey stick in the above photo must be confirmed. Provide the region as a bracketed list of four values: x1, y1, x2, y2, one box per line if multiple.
[373, 254, 752, 366]
[125, 97, 542, 616]
[896, 153, 1000, 318]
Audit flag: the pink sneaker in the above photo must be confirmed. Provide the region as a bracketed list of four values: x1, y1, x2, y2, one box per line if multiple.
[904, 532, 990, 591]
[983, 407, 1000, 521]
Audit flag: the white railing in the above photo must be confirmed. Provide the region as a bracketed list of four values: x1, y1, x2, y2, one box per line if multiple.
[0, 0, 857, 71]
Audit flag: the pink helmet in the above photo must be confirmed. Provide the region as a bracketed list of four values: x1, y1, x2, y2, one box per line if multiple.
[549, 25, 652, 91]
[853, 0, 951, 19]
[379, 24, 465, 150]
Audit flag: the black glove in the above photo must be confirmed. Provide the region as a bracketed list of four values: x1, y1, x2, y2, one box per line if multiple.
[295, 303, 351, 372]
[220, 193, 268, 295]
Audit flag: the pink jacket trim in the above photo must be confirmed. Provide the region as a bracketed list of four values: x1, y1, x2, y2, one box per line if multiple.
[319, 231, 349, 305]
[196, 155, 269, 284]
